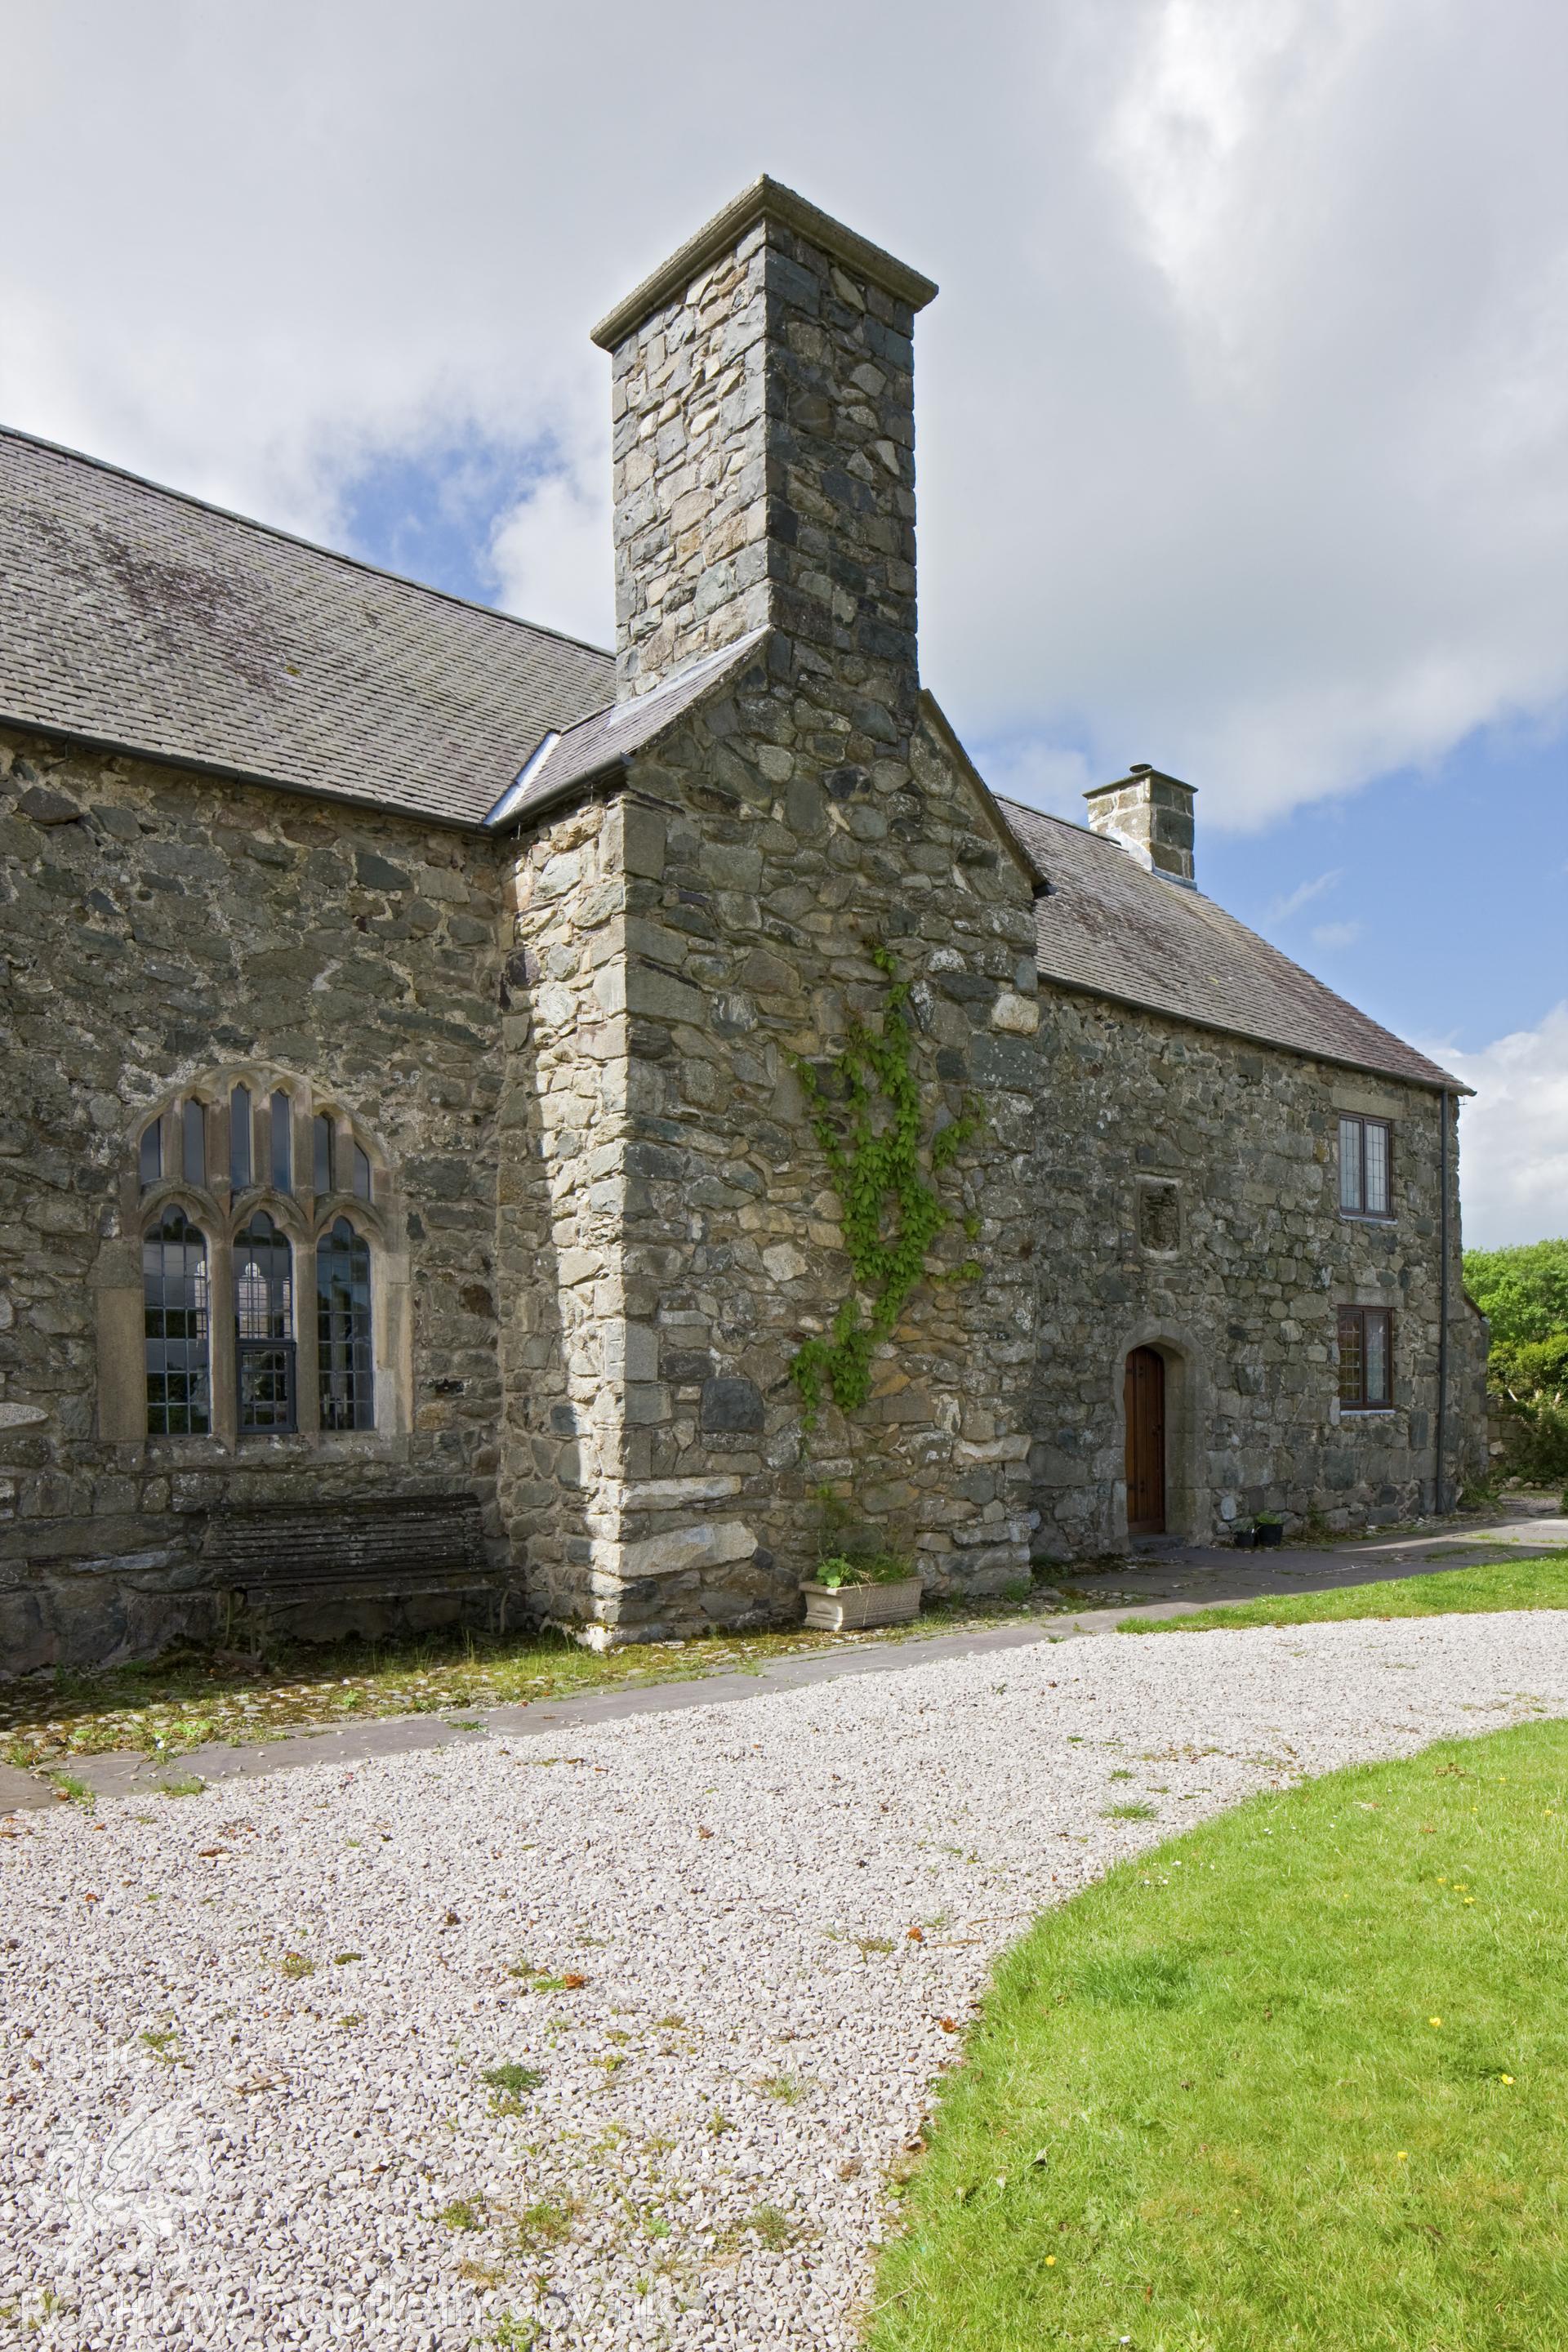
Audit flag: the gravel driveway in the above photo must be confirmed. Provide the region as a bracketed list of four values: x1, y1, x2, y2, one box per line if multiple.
[4, 1612, 1566, 2350]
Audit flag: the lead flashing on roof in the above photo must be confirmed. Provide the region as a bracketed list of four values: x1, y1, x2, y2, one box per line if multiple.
[603, 630, 770, 732]
[485, 732, 563, 828]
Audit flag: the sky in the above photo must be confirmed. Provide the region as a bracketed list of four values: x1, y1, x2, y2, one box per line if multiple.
[2, 0, 1564, 1246]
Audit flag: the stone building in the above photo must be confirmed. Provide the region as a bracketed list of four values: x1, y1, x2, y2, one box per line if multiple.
[0, 177, 1486, 1673]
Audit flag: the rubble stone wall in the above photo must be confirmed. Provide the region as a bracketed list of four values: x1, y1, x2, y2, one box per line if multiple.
[0, 725, 511, 1671]
[549, 675, 1043, 1645]
[1027, 984, 1486, 1554]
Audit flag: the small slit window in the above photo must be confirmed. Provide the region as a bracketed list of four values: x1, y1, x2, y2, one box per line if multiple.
[270, 1091, 292, 1192]
[139, 1121, 163, 1190]
[1339, 1116, 1392, 1218]
[317, 1217, 374, 1431]
[352, 1144, 372, 1202]
[181, 1099, 206, 1188]
[143, 1208, 210, 1435]
[314, 1113, 334, 1196]
[229, 1085, 252, 1190]
[1338, 1304, 1392, 1410]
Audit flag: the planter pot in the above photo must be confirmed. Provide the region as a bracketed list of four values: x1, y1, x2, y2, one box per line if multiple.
[800, 1577, 923, 1633]
[1232, 1527, 1258, 1550]
[1255, 1522, 1285, 1548]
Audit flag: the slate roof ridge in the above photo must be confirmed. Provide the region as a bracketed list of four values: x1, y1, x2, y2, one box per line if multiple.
[0, 420, 613, 662]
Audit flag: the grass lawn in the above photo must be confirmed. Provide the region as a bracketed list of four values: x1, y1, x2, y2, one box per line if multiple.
[869, 1718, 1568, 2352]
[1119, 1551, 1568, 1637]
[0, 1588, 1056, 1769]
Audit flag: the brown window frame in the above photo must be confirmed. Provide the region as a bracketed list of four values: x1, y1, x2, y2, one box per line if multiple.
[1338, 1114, 1394, 1220]
[1338, 1303, 1393, 1410]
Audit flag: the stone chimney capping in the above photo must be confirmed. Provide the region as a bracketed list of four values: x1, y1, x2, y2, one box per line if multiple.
[1083, 764, 1197, 888]
[590, 175, 938, 706]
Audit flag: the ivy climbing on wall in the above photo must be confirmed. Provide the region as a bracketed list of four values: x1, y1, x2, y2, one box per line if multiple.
[791, 943, 983, 1432]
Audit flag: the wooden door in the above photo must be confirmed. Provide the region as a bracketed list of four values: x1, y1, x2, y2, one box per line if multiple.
[1124, 1347, 1166, 1537]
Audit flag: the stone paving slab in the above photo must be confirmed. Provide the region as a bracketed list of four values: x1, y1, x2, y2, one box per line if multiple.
[7, 1530, 1561, 1813]
[0, 1760, 56, 1812]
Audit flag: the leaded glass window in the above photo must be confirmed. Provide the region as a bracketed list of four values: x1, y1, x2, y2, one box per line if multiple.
[352, 1144, 372, 1201]
[144, 1208, 210, 1435]
[138, 1120, 162, 1189]
[1338, 1116, 1393, 1218]
[229, 1085, 252, 1190]
[234, 1209, 296, 1433]
[317, 1217, 374, 1431]
[1338, 1304, 1392, 1409]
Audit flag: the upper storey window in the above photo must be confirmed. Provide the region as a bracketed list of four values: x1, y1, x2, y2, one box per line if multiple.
[1339, 1115, 1392, 1219]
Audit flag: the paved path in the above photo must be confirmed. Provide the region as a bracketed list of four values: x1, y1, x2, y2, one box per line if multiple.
[7, 1508, 1561, 1814]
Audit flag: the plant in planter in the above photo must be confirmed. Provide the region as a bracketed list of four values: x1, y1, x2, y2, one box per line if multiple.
[1254, 1511, 1285, 1549]
[801, 1552, 924, 1631]
[800, 1491, 924, 1628]
[1232, 1523, 1258, 1550]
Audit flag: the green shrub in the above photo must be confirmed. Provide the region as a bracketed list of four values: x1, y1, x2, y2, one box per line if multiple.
[1464, 1236, 1568, 1351]
[1492, 1395, 1568, 1484]
[1465, 1236, 1568, 1482]
[815, 1552, 914, 1590]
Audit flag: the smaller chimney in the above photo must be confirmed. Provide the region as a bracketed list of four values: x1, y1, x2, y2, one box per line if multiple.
[1084, 763, 1196, 887]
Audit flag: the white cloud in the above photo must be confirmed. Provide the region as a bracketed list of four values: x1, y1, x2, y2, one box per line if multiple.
[965, 736, 1097, 822]
[490, 475, 612, 649]
[1310, 920, 1361, 949]
[1431, 1004, 1568, 1249]
[1270, 869, 1343, 922]
[0, 0, 1563, 827]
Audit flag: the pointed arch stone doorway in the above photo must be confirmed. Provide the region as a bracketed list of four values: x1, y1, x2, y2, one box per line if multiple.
[1124, 1345, 1168, 1538]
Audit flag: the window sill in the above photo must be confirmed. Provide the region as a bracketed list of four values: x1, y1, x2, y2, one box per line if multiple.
[1339, 1212, 1396, 1226]
[1340, 1407, 1396, 1417]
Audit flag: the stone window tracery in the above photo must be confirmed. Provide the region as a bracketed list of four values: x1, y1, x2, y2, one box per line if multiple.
[113, 1071, 404, 1449]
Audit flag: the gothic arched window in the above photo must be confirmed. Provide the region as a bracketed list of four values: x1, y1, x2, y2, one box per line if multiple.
[112, 1068, 400, 1449]
[234, 1210, 296, 1434]
[143, 1209, 211, 1436]
[317, 1217, 374, 1431]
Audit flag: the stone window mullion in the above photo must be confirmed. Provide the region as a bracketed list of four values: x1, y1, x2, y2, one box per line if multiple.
[295, 1236, 323, 1441]
[210, 1229, 238, 1450]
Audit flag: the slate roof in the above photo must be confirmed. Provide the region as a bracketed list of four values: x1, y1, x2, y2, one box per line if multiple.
[998, 798, 1463, 1093]
[0, 425, 613, 826]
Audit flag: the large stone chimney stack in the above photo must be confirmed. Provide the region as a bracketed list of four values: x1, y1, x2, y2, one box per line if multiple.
[591, 176, 937, 711]
[1084, 764, 1197, 887]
